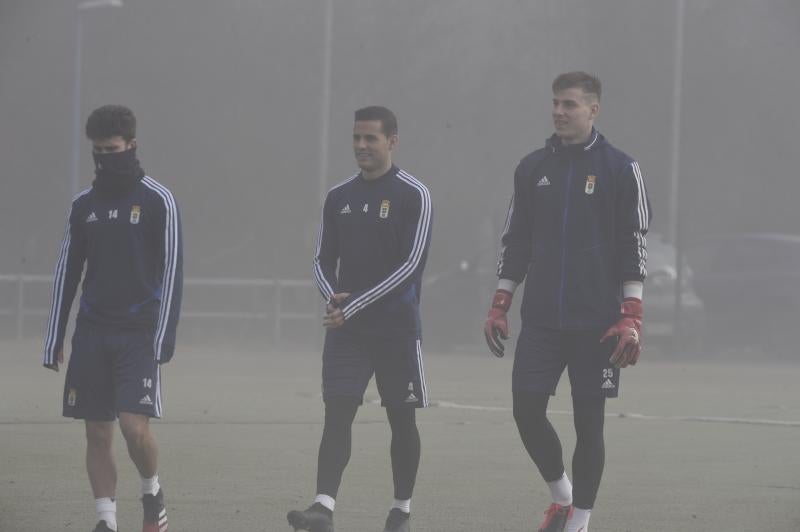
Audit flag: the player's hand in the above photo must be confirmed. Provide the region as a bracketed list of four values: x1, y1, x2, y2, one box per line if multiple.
[323, 292, 351, 329]
[44, 349, 64, 372]
[483, 289, 513, 357]
[601, 298, 643, 369]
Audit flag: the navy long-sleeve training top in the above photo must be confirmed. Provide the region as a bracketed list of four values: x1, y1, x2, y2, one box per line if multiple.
[43, 175, 183, 365]
[314, 165, 432, 338]
[498, 129, 651, 330]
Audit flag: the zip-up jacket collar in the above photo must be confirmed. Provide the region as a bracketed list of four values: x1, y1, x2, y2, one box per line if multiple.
[546, 128, 604, 154]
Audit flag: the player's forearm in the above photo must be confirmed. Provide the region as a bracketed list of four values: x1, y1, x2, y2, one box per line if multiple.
[314, 196, 341, 302]
[616, 231, 648, 284]
[496, 249, 530, 285]
[497, 202, 533, 285]
[313, 258, 338, 302]
[43, 268, 82, 365]
[341, 201, 431, 320]
[154, 210, 182, 363]
[341, 261, 424, 320]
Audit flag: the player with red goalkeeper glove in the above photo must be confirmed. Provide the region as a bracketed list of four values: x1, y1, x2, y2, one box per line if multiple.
[484, 72, 652, 532]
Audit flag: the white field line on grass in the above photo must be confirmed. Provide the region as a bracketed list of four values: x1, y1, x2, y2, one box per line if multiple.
[4, 400, 797, 428]
[432, 401, 800, 428]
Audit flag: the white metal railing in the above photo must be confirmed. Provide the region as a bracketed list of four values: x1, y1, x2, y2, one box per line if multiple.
[0, 274, 317, 342]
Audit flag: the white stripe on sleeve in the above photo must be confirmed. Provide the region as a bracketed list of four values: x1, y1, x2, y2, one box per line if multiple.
[496, 194, 515, 276]
[43, 189, 90, 365]
[631, 162, 649, 277]
[313, 174, 357, 301]
[143, 177, 179, 362]
[341, 170, 431, 319]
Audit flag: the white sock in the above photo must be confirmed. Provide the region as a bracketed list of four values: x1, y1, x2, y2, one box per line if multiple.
[566, 506, 591, 532]
[95, 497, 117, 531]
[314, 494, 336, 512]
[141, 474, 160, 496]
[391, 498, 411, 514]
[547, 472, 573, 506]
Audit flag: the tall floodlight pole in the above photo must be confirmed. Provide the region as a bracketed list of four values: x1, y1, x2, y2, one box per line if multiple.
[318, 0, 334, 203]
[313, 0, 334, 340]
[71, 0, 123, 198]
[670, 0, 686, 334]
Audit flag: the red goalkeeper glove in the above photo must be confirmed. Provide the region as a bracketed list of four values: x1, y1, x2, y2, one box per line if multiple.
[484, 289, 513, 358]
[600, 297, 643, 368]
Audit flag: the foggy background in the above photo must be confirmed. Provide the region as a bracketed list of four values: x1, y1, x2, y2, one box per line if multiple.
[2, 0, 799, 353]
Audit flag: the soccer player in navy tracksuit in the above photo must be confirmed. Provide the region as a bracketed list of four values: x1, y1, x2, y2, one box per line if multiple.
[484, 73, 651, 532]
[287, 107, 432, 532]
[43, 105, 182, 532]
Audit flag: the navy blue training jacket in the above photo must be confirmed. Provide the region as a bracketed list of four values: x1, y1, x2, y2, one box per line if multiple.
[314, 166, 432, 338]
[43, 175, 183, 365]
[498, 129, 652, 330]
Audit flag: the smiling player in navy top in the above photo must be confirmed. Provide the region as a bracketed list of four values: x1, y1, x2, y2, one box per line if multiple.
[288, 106, 432, 532]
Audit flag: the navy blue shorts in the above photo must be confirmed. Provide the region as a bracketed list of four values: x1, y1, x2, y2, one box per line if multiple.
[322, 328, 428, 408]
[63, 320, 163, 421]
[513, 326, 620, 398]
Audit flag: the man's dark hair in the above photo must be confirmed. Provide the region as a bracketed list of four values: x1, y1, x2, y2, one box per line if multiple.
[85, 105, 137, 141]
[552, 72, 602, 101]
[354, 106, 397, 137]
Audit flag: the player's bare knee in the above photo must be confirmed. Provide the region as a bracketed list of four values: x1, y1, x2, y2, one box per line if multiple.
[85, 421, 114, 449]
[119, 414, 151, 449]
[122, 426, 150, 452]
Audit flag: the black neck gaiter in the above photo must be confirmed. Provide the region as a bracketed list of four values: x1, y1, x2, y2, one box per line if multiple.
[92, 148, 145, 198]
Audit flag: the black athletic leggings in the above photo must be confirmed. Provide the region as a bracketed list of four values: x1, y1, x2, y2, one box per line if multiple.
[387, 405, 421, 500]
[316, 398, 420, 501]
[513, 391, 606, 509]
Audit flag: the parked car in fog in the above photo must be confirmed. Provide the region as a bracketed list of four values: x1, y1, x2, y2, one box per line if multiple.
[684, 233, 800, 355]
[422, 232, 704, 349]
[642, 232, 704, 340]
[686, 233, 800, 316]
[422, 249, 498, 349]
